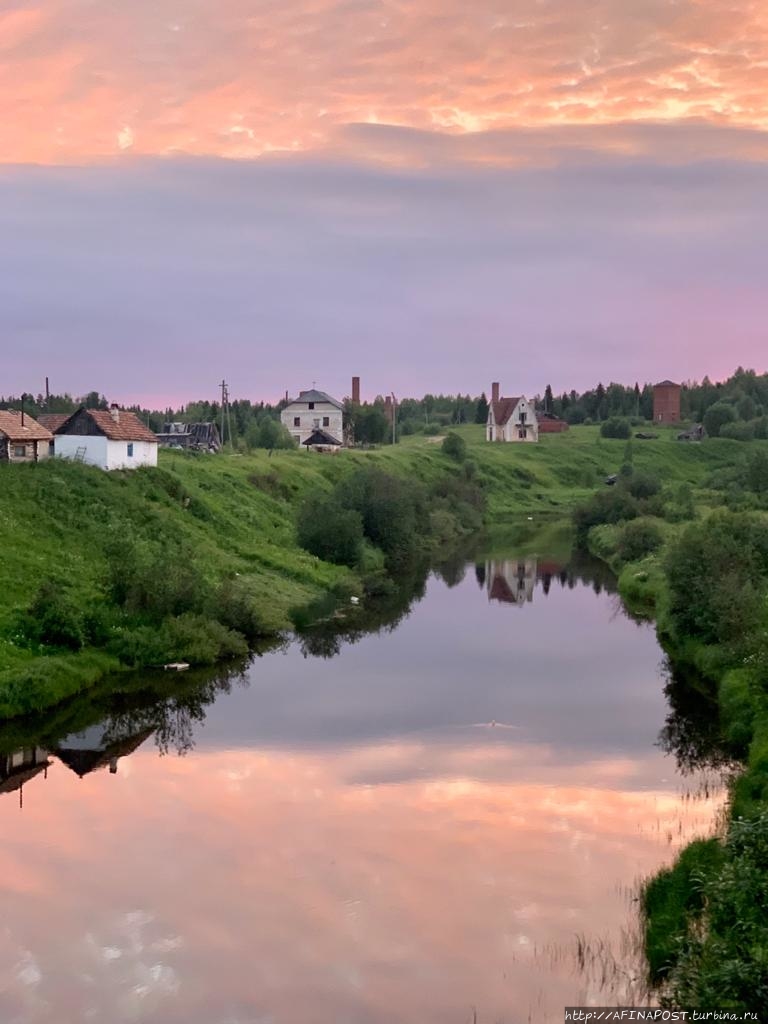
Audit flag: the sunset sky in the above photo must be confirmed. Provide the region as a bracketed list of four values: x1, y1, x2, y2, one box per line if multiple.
[2, 0, 767, 403]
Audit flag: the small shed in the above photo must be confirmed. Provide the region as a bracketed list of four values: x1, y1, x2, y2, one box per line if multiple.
[302, 427, 342, 452]
[0, 411, 53, 463]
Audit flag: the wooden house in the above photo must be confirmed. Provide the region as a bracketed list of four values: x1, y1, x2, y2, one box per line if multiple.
[0, 411, 53, 463]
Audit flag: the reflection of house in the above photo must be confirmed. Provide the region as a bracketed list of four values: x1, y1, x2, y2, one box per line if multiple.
[0, 411, 54, 463]
[486, 383, 539, 443]
[281, 389, 343, 447]
[54, 724, 153, 778]
[55, 406, 158, 470]
[0, 747, 51, 807]
[156, 422, 222, 452]
[487, 558, 537, 605]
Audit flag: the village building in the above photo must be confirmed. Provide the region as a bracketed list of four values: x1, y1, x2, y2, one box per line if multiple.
[54, 405, 158, 470]
[281, 389, 344, 448]
[486, 383, 539, 442]
[653, 380, 682, 424]
[54, 723, 154, 777]
[537, 412, 569, 434]
[0, 410, 53, 463]
[0, 747, 51, 808]
[156, 422, 221, 452]
[486, 558, 537, 606]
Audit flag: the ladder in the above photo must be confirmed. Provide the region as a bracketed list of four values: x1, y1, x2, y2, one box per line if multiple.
[74, 447, 86, 463]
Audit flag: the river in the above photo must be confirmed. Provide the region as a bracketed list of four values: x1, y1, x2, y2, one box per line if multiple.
[0, 542, 724, 1023]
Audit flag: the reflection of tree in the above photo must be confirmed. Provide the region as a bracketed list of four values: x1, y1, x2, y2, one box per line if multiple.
[658, 657, 741, 775]
[296, 567, 429, 660]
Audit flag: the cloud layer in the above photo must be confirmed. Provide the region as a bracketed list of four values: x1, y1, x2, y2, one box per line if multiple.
[2, 0, 768, 162]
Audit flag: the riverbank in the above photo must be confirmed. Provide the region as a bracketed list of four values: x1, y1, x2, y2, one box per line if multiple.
[0, 425, 756, 722]
[576, 450, 768, 1012]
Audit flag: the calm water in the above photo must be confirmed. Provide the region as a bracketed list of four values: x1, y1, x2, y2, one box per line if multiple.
[0, 549, 724, 1024]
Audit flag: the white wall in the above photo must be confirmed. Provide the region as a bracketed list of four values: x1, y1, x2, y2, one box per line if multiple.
[280, 402, 343, 446]
[54, 435, 158, 470]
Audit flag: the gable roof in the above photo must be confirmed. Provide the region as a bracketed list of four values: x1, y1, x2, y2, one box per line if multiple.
[654, 380, 680, 388]
[0, 410, 53, 442]
[56, 407, 158, 443]
[36, 413, 70, 432]
[286, 389, 343, 411]
[490, 396, 522, 426]
[302, 427, 342, 447]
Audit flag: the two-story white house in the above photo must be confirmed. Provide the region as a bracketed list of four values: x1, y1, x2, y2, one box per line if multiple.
[486, 382, 539, 443]
[54, 406, 159, 470]
[281, 389, 344, 448]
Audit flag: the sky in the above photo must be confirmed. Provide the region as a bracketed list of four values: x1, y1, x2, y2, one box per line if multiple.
[1, 0, 767, 405]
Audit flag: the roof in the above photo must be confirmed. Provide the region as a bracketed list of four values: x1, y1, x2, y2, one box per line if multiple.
[654, 380, 681, 388]
[302, 428, 342, 447]
[56, 408, 158, 443]
[36, 413, 70, 432]
[55, 727, 154, 777]
[0, 410, 53, 442]
[286, 389, 343, 411]
[491, 396, 522, 426]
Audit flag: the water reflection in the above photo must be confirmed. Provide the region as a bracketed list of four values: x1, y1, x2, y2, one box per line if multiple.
[0, 544, 728, 1024]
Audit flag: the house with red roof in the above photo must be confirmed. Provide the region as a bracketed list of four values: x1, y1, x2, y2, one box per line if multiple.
[0, 410, 54, 463]
[486, 382, 539, 443]
[54, 405, 158, 470]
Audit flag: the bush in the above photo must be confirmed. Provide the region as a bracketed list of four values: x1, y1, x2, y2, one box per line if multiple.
[441, 432, 467, 462]
[720, 421, 756, 442]
[626, 471, 662, 499]
[703, 401, 736, 438]
[746, 449, 768, 493]
[296, 496, 364, 567]
[617, 519, 663, 562]
[600, 417, 631, 439]
[20, 582, 86, 651]
[573, 489, 639, 545]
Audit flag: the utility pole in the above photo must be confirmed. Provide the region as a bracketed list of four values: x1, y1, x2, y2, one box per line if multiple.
[220, 379, 227, 448]
[45, 377, 50, 410]
[391, 392, 397, 446]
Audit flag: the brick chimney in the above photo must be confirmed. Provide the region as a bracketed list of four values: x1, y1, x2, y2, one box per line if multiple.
[491, 382, 500, 404]
[109, 403, 120, 423]
[352, 376, 360, 404]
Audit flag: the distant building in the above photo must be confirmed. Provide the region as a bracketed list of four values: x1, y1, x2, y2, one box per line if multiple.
[0, 747, 51, 807]
[538, 413, 569, 434]
[653, 380, 682, 424]
[54, 405, 158, 470]
[281, 389, 343, 447]
[486, 382, 539, 442]
[156, 422, 221, 452]
[486, 558, 537, 605]
[0, 410, 53, 463]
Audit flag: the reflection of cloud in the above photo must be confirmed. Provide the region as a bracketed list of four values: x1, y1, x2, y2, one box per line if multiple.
[0, 744, 723, 1023]
[3, 2, 768, 163]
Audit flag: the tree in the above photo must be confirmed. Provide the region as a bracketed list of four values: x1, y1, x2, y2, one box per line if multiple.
[703, 402, 736, 438]
[441, 432, 467, 462]
[544, 384, 553, 413]
[475, 393, 489, 424]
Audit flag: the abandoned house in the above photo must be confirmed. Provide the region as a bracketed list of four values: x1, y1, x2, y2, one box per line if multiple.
[281, 389, 344, 447]
[0, 410, 54, 463]
[486, 383, 539, 443]
[54, 405, 158, 470]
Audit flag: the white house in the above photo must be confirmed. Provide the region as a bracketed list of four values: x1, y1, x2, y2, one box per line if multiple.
[486, 382, 539, 443]
[281, 389, 344, 447]
[54, 406, 158, 470]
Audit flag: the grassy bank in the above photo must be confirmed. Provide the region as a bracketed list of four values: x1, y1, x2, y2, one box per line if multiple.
[573, 442, 768, 1011]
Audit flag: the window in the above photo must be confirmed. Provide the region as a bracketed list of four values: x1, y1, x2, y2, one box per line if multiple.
[322, 416, 330, 427]
[518, 428, 527, 440]
[293, 416, 301, 427]
[313, 418, 321, 428]
[13, 445, 26, 458]
[127, 443, 134, 458]
[308, 402, 315, 410]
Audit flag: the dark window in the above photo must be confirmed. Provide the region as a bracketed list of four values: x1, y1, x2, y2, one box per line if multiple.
[323, 416, 330, 427]
[127, 443, 134, 457]
[13, 445, 26, 458]
[308, 402, 315, 410]
[293, 416, 300, 427]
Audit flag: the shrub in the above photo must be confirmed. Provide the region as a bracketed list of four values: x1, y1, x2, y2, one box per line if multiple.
[720, 420, 756, 442]
[703, 401, 736, 438]
[626, 471, 662, 499]
[746, 449, 768, 493]
[296, 497, 364, 567]
[600, 417, 631, 439]
[617, 519, 663, 562]
[573, 489, 639, 545]
[20, 582, 86, 651]
[441, 432, 467, 462]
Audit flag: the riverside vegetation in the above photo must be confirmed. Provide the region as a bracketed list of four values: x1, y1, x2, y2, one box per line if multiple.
[2, 420, 768, 1008]
[572, 438, 768, 1012]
